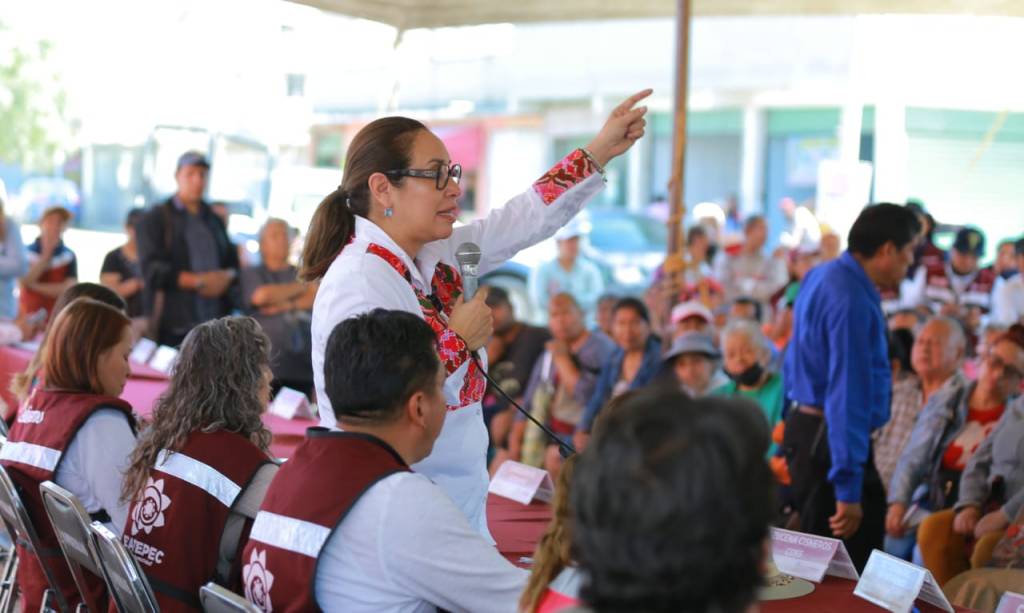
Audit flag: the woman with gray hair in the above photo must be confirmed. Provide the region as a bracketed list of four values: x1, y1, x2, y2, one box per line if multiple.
[119, 316, 278, 611]
[712, 319, 785, 456]
[240, 218, 318, 396]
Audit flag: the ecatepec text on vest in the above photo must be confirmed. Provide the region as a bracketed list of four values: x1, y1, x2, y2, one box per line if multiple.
[122, 535, 165, 566]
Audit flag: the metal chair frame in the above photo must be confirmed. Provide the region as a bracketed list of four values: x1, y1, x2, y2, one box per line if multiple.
[87, 521, 157, 613]
[199, 582, 261, 613]
[0, 463, 68, 612]
[39, 482, 107, 612]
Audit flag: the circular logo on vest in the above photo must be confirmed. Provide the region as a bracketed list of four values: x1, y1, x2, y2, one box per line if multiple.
[243, 548, 275, 613]
[131, 477, 172, 536]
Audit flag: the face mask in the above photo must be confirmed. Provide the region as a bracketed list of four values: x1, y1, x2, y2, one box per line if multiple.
[727, 362, 764, 387]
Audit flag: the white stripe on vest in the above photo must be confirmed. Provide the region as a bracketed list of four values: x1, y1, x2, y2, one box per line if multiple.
[0, 441, 61, 472]
[249, 511, 331, 559]
[154, 449, 241, 508]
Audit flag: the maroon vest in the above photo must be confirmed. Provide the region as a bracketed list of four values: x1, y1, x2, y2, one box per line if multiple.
[925, 263, 997, 312]
[122, 431, 271, 611]
[241, 430, 409, 612]
[0, 389, 135, 612]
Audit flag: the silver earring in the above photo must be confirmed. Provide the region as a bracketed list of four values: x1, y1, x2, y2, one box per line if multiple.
[385, 208, 394, 218]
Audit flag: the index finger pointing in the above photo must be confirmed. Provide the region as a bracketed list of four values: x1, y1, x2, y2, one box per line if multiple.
[615, 88, 653, 113]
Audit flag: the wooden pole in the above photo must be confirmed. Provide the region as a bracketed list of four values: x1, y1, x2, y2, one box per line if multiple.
[662, 0, 692, 317]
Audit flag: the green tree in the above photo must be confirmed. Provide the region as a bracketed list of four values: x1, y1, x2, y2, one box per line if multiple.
[0, 20, 68, 171]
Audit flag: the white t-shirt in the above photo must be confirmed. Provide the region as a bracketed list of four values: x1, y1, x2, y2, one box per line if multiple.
[314, 472, 527, 613]
[993, 273, 1024, 326]
[55, 408, 136, 532]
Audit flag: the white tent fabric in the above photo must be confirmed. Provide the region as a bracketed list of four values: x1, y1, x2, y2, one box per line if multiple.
[289, 0, 1023, 29]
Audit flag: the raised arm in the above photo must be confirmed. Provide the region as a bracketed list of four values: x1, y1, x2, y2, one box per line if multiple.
[440, 90, 651, 275]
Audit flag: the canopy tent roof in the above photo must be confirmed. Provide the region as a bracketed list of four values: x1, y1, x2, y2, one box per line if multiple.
[289, 0, 1023, 29]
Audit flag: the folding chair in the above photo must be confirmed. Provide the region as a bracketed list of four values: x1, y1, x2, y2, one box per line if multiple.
[0, 436, 17, 613]
[40, 482, 106, 612]
[199, 582, 261, 613]
[0, 464, 68, 612]
[87, 522, 157, 613]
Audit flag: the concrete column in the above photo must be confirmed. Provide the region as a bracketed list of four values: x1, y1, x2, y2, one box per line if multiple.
[739, 105, 766, 217]
[873, 100, 909, 204]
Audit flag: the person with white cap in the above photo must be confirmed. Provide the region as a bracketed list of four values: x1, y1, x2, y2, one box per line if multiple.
[663, 331, 727, 398]
[529, 215, 605, 323]
[668, 299, 714, 340]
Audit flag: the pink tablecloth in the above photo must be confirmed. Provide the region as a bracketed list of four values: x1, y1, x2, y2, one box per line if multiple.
[0, 346, 316, 458]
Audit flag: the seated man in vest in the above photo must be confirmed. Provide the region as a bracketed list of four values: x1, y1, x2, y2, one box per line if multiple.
[908, 227, 996, 335]
[242, 309, 527, 612]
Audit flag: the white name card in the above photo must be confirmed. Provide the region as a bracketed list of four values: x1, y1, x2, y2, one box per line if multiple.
[854, 550, 954, 613]
[148, 345, 179, 374]
[770, 528, 859, 583]
[130, 338, 158, 365]
[996, 591, 1024, 613]
[268, 387, 313, 420]
[488, 460, 554, 505]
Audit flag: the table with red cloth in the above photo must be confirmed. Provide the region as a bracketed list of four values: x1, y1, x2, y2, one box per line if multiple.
[486, 495, 981, 613]
[0, 345, 313, 458]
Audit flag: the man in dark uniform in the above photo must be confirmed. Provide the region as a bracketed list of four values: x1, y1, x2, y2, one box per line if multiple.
[137, 151, 239, 346]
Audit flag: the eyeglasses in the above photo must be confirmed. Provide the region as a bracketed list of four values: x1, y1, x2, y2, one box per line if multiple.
[385, 162, 462, 191]
[985, 353, 1024, 381]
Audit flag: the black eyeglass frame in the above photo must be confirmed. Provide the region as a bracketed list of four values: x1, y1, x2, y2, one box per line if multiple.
[384, 163, 462, 191]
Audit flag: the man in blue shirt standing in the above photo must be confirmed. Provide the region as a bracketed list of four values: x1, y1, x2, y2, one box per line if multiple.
[783, 203, 921, 570]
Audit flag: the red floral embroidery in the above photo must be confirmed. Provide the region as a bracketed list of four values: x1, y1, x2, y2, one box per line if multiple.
[367, 244, 410, 280]
[367, 244, 485, 410]
[532, 148, 597, 205]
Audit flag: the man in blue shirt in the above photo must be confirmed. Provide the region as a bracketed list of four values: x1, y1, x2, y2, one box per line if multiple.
[783, 203, 921, 570]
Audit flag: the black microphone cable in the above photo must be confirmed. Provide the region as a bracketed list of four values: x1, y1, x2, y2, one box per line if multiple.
[470, 353, 577, 459]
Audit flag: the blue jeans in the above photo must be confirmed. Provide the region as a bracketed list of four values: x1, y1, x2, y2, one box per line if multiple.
[884, 531, 917, 561]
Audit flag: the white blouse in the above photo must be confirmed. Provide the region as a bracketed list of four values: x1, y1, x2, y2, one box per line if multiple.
[311, 152, 605, 537]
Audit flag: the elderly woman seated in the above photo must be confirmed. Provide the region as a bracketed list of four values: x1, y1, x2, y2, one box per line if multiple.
[662, 332, 727, 399]
[712, 320, 785, 456]
[885, 323, 1024, 568]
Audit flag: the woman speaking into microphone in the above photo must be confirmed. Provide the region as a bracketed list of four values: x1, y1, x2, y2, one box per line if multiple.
[301, 89, 650, 537]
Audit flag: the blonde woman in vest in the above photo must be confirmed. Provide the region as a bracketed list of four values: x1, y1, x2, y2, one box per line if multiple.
[301, 91, 650, 539]
[120, 316, 278, 612]
[520, 454, 582, 613]
[0, 298, 136, 611]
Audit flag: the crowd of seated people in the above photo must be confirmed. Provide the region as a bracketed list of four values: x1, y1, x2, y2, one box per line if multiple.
[0, 190, 1021, 612]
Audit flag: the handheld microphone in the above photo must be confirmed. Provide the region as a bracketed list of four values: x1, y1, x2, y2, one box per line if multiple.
[455, 242, 482, 300]
[456, 242, 576, 458]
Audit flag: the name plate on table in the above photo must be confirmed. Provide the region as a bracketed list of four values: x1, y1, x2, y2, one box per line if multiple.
[148, 346, 179, 374]
[129, 338, 158, 365]
[268, 387, 313, 420]
[854, 550, 954, 613]
[770, 528, 859, 582]
[996, 591, 1024, 613]
[489, 460, 554, 505]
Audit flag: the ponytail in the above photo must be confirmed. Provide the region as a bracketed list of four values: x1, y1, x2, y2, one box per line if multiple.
[298, 116, 427, 282]
[298, 189, 357, 282]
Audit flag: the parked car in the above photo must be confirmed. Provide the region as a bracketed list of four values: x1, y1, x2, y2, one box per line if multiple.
[14, 177, 82, 223]
[481, 208, 667, 322]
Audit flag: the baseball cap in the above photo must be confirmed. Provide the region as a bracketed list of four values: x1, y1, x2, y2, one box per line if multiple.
[176, 151, 210, 171]
[670, 300, 713, 326]
[664, 332, 720, 362]
[554, 216, 591, 241]
[39, 206, 71, 224]
[952, 227, 985, 257]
